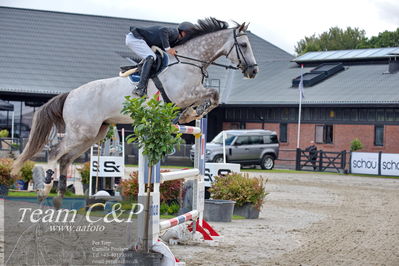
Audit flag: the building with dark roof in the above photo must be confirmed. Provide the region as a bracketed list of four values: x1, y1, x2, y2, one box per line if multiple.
[1, 7, 398, 162]
[216, 46, 399, 161]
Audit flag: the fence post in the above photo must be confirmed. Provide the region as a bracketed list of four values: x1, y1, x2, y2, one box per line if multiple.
[349, 151, 352, 174]
[341, 151, 346, 170]
[318, 150, 323, 171]
[378, 151, 382, 176]
[295, 148, 301, 171]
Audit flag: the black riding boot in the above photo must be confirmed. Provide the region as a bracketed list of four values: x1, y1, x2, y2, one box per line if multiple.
[133, 56, 154, 97]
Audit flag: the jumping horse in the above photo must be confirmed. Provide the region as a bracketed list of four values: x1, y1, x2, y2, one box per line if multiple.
[12, 18, 258, 208]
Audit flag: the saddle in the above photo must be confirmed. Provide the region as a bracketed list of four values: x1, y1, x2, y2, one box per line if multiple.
[119, 46, 169, 82]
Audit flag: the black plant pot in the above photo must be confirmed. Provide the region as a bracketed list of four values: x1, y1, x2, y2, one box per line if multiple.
[204, 199, 235, 222]
[23, 181, 29, 190]
[82, 183, 89, 195]
[0, 184, 9, 196]
[233, 203, 260, 219]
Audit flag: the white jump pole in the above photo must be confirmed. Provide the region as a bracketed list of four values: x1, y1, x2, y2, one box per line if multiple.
[138, 120, 206, 249]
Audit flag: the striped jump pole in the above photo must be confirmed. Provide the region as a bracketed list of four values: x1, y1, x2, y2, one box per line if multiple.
[159, 210, 199, 231]
[138, 119, 212, 249]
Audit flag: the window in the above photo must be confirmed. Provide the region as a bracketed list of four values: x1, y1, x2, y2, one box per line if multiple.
[374, 125, 384, 146]
[264, 135, 279, 144]
[315, 125, 333, 144]
[235, 136, 250, 145]
[376, 109, 385, 121]
[249, 136, 263, 145]
[280, 123, 287, 143]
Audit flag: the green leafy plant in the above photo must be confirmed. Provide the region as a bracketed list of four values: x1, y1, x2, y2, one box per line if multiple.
[160, 202, 180, 215]
[20, 160, 35, 183]
[350, 138, 363, 152]
[159, 170, 182, 203]
[160, 202, 169, 215]
[120, 171, 139, 201]
[11, 143, 20, 149]
[0, 158, 15, 186]
[209, 173, 268, 210]
[121, 95, 183, 251]
[120, 170, 182, 204]
[121, 95, 182, 167]
[0, 129, 9, 138]
[77, 162, 90, 185]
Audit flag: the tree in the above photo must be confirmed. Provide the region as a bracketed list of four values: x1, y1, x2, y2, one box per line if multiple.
[295, 27, 367, 55]
[295, 27, 399, 55]
[365, 28, 399, 48]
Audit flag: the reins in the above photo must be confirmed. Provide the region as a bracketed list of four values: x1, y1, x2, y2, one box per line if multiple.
[167, 28, 257, 80]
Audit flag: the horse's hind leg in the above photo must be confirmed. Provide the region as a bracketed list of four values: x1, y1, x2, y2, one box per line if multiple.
[53, 124, 109, 209]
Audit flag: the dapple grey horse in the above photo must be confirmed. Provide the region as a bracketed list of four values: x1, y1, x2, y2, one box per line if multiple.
[12, 18, 258, 208]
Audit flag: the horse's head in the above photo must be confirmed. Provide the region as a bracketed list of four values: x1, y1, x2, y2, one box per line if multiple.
[225, 22, 259, 79]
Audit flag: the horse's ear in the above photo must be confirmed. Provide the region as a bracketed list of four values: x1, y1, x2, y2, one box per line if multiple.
[243, 22, 250, 32]
[238, 22, 246, 32]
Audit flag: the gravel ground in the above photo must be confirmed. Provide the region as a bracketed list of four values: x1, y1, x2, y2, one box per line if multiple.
[1, 171, 398, 265]
[169, 172, 399, 266]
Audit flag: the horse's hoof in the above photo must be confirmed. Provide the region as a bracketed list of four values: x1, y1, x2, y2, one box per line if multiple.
[53, 196, 63, 210]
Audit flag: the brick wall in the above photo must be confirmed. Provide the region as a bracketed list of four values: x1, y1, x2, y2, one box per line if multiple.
[222, 121, 399, 169]
[240, 122, 399, 153]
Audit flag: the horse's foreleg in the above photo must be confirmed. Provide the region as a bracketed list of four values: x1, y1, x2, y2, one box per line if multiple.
[178, 89, 219, 124]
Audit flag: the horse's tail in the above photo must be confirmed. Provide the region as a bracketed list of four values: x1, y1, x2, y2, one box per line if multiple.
[12, 93, 69, 175]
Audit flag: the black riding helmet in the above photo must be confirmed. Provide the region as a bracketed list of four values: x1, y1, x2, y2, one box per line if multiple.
[178, 21, 195, 33]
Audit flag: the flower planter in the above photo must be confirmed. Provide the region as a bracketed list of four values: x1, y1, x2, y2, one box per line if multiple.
[82, 183, 89, 195]
[15, 180, 26, 190]
[204, 199, 235, 222]
[233, 203, 260, 219]
[0, 184, 9, 196]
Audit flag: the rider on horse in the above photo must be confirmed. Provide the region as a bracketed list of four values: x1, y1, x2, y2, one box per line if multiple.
[126, 21, 195, 97]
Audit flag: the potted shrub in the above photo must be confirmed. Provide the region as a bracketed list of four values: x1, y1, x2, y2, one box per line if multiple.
[0, 129, 9, 149]
[120, 170, 182, 214]
[350, 138, 363, 152]
[77, 162, 90, 194]
[0, 158, 15, 195]
[19, 160, 35, 190]
[0, 129, 9, 138]
[209, 173, 268, 219]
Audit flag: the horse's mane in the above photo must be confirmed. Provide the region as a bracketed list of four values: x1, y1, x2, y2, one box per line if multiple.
[175, 17, 229, 46]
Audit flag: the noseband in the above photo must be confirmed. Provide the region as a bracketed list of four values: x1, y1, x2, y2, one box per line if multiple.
[226, 30, 258, 73]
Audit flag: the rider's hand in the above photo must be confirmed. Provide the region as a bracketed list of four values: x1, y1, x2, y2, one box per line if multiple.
[166, 48, 177, 56]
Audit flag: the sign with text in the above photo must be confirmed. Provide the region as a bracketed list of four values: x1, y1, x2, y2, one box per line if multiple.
[90, 156, 124, 177]
[351, 152, 379, 175]
[381, 153, 399, 176]
[204, 163, 241, 187]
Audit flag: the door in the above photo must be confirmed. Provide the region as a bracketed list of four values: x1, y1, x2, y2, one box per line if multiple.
[248, 135, 264, 160]
[229, 136, 252, 161]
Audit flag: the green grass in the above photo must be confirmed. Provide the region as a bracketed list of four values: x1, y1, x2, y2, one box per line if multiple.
[125, 164, 193, 169]
[160, 214, 177, 219]
[232, 215, 245, 220]
[7, 191, 86, 198]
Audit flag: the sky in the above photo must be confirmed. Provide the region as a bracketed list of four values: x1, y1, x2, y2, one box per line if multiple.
[1, 0, 398, 54]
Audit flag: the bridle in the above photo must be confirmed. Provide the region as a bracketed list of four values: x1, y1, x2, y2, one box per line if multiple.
[225, 29, 258, 73]
[170, 28, 257, 78]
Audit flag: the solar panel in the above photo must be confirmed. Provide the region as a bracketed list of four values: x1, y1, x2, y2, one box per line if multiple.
[293, 47, 399, 62]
